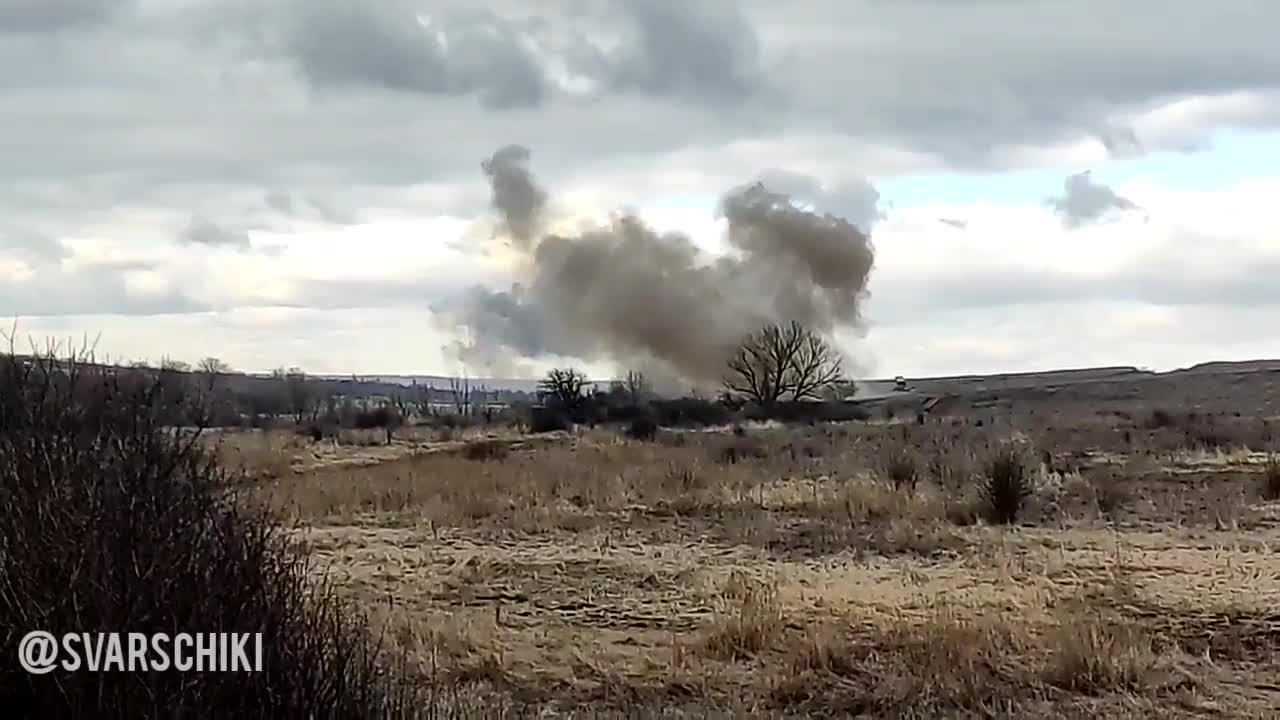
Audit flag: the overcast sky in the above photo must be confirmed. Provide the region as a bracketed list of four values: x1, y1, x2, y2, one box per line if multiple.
[3, 0, 1279, 378]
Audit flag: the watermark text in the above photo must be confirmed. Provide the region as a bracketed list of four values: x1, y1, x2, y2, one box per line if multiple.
[19, 631, 263, 674]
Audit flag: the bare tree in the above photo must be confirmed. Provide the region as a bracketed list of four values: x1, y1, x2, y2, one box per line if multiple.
[159, 357, 191, 373]
[449, 375, 471, 416]
[196, 357, 232, 392]
[197, 356, 231, 375]
[723, 321, 844, 406]
[539, 368, 589, 410]
[788, 330, 844, 401]
[272, 366, 314, 424]
[389, 391, 414, 423]
[624, 370, 651, 403]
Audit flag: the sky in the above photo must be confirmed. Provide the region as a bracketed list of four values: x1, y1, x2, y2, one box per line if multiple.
[2, 0, 1279, 380]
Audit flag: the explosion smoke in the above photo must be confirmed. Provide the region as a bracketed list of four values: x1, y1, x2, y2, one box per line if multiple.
[450, 146, 876, 391]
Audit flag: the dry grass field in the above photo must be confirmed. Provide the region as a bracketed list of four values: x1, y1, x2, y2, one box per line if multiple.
[217, 393, 1280, 718]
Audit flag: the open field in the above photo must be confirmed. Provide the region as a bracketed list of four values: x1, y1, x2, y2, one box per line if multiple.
[222, 372, 1280, 719]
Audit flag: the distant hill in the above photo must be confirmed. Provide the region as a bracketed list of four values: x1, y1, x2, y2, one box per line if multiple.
[302, 374, 619, 394]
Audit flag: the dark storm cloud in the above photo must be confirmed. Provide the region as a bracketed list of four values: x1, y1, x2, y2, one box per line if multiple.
[1046, 171, 1140, 228]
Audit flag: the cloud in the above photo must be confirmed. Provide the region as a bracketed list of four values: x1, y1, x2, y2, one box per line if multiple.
[277, 1, 549, 109]
[258, 0, 767, 110]
[1046, 171, 1141, 228]
[4, 0, 1280, 224]
[589, 0, 766, 104]
[0, 227, 67, 263]
[179, 216, 252, 250]
[0, 0, 127, 34]
[754, 169, 884, 233]
[4, 0, 1280, 377]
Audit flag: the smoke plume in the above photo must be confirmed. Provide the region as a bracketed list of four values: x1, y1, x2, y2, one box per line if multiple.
[481, 145, 546, 247]
[450, 146, 876, 390]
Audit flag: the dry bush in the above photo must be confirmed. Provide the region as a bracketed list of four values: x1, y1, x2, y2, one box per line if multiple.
[625, 412, 659, 441]
[881, 446, 920, 492]
[0, 349, 424, 717]
[212, 430, 301, 480]
[771, 613, 1034, 716]
[980, 443, 1035, 524]
[1041, 615, 1161, 694]
[1261, 454, 1280, 501]
[714, 436, 768, 464]
[774, 607, 1177, 716]
[462, 439, 509, 462]
[701, 573, 784, 661]
[836, 477, 940, 524]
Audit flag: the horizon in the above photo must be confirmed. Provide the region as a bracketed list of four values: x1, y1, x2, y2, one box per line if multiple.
[4, 2, 1280, 378]
[31, 346, 1279, 387]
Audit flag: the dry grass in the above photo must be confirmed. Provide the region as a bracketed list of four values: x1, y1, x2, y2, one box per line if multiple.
[234, 415, 1280, 717]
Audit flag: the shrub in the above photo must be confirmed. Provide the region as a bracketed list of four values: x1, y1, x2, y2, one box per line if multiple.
[462, 439, 509, 462]
[625, 411, 659, 441]
[0, 350, 419, 717]
[883, 448, 919, 492]
[715, 437, 768, 464]
[298, 420, 337, 443]
[352, 406, 395, 430]
[651, 397, 733, 427]
[528, 406, 570, 434]
[980, 443, 1033, 524]
[1262, 455, 1280, 501]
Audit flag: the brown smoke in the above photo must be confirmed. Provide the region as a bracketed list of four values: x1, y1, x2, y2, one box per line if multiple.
[450, 146, 876, 390]
[480, 145, 546, 248]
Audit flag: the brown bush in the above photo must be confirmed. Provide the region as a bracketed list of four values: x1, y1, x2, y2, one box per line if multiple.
[0, 349, 422, 717]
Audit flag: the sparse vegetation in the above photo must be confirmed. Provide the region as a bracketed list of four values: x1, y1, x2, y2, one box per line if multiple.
[1262, 454, 1280, 500]
[625, 410, 659, 441]
[883, 446, 919, 492]
[980, 442, 1034, 524]
[0, 348, 421, 717]
[461, 438, 509, 462]
[4, 342, 1278, 717]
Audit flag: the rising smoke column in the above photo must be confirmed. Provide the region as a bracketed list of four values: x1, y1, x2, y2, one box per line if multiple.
[449, 145, 876, 390]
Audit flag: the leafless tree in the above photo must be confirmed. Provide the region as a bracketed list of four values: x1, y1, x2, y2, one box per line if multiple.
[197, 356, 231, 375]
[539, 368, 589, 410]
[159, 357, 191, 373]
[272, 366, 314, 424]
[788, 329, 845, 401]
[449, 375, 471, 416]
[624, 370, 651, 403]
[389, 391, 414, 423]
[723, 321, 844, 406]
[196, 357, 232, 391]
